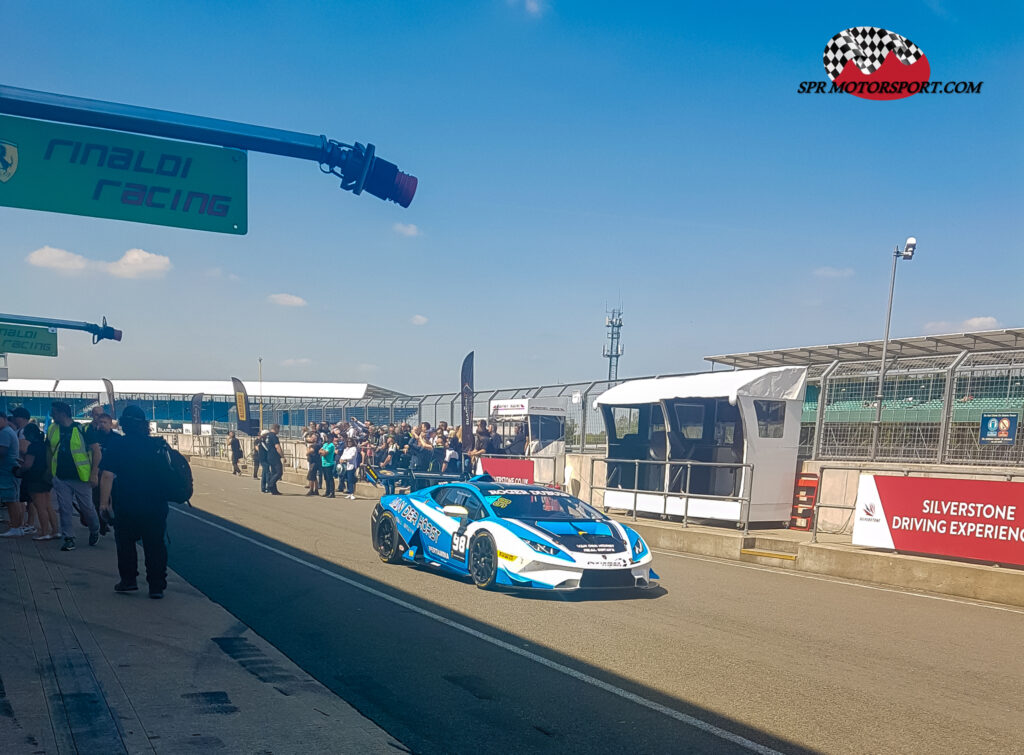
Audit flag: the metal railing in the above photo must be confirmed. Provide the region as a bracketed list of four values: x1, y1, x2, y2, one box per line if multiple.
[586, 457, 755, 533]
[809, 464, 1024, 543]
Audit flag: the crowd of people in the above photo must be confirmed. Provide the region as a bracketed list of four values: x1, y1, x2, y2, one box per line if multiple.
[0, 401, 175, 599]
[240, 417, 526, 498]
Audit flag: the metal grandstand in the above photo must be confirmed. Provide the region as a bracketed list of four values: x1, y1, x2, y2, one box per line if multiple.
[706, 329, 1024, 466]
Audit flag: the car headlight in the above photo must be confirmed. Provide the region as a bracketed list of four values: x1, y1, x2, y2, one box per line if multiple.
[524, 539, 561, 556]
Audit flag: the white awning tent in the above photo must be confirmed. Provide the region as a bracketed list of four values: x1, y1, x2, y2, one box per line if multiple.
[594, 366, 807, 407]
[594, 366, 808, 524]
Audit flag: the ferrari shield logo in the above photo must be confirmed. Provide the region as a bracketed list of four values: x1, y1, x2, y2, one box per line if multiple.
[0, 141, 17, 183]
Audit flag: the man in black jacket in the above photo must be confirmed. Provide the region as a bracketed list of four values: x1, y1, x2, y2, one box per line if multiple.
[98, 406, 169, 599]
[265, 425, 284, 495]
[228, 431, 243, 475]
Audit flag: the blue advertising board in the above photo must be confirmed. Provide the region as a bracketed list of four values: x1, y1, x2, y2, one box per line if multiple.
[979, 413, 1018, 446]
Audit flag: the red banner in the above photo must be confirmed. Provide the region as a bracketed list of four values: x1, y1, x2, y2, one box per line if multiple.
[853, 475, 1024, 566]
[479, 457, 534, 485]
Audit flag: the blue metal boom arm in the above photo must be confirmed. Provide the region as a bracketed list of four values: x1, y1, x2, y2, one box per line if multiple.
[0, 85, 416, 207]
[0, 313, 122, 344]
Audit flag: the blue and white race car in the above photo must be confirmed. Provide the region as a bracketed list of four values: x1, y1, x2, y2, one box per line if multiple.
[370, 477, 658, 590]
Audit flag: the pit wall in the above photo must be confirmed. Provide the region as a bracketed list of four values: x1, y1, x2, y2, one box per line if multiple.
[802, 459, 1024, 535]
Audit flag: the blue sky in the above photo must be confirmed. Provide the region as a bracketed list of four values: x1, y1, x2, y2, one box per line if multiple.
[3, 1, 1022, 393]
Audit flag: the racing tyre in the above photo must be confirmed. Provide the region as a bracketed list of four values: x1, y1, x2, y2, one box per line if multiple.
[374, 512, 403, 564]
[468, 531, 498, 590]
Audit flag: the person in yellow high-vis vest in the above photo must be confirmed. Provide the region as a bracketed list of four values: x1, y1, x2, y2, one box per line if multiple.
[47, 401, 101, 551]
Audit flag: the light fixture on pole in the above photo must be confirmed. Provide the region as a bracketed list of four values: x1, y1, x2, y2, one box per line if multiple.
[870, 237, 917, 459]
[258, 356, 264, 432]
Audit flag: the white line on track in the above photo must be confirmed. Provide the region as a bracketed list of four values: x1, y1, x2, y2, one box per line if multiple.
[651, 549, 1024, 615]
[171, 505, 781, 754]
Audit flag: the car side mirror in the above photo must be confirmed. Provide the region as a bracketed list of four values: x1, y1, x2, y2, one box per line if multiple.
[442, 505, 469, 519]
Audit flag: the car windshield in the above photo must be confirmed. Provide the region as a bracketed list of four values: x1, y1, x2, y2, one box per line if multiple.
[482, 489, 605, 520]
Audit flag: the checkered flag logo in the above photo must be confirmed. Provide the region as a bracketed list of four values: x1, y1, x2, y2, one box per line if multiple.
[823, 27, 925, 82]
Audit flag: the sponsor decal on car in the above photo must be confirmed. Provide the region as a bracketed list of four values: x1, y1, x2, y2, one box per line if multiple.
[419, 518, 441, 543]
[585, 557, 629, 568]
[573, 543, 617, 553]
[497, 550, 517, 562]
[450, 533, 468, 560]
[488, 489, 571, 497]
[401, 505, 419, 526]
[389, 499, 405, 513]
[426, 545, 448, 560]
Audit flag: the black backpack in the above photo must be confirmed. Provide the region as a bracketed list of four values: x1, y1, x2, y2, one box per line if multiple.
[152, 437, 194, 503]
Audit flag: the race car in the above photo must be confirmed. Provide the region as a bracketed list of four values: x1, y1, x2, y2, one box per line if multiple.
[369, 476, 658, 590]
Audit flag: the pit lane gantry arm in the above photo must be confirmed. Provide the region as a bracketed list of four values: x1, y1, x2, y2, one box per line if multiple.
[0, 313, 122, 344]
[0, 85, 417, 207]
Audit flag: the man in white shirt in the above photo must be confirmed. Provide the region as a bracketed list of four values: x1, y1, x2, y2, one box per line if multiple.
[339, 438, 360, 499]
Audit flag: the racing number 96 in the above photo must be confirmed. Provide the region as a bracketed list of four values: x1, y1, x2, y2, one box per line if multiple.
[451, 533, 468, 560]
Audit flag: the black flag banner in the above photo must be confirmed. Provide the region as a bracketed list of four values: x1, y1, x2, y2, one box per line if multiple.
[190, 392, 203, 436]
[460, 351, 474, 468]
[101, 378, 116, 419]
[230, 377, 257, 436]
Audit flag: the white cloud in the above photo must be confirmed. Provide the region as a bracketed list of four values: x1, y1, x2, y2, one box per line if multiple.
[206, 267, 241, 282]
[281, 357, 313, 367]
[104, 248, 172, 279]
[922, 316, 1001, 335]
[507, 0, 545, 16]
[393, 222, 421, 237]
[26, 246, 91, 274]
[813, 266, 854, 279]
[410, 314, 429, 326]
[268, 293, 307, 307]
[26, 245, 170, 278]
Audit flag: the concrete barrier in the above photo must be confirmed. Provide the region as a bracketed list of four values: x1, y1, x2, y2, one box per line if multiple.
[797, 542, 1024, 607]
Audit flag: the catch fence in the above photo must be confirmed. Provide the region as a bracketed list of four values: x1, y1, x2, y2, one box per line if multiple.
[806, 349, 1024, 465]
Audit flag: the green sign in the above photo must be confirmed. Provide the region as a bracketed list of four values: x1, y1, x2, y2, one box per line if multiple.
[0, 114, 247, 234]
[0, 324, 58, 357]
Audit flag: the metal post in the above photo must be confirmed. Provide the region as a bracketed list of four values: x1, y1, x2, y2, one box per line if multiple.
[870, 249, 901, 460]
[632, 461, 638, 521]
[814, 361, 840, 459]
[937, 351, 970, 463]
[578, 381, 599, 453]
[258, 356, 264, 432]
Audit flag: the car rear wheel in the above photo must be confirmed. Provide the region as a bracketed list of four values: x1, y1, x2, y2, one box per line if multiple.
[374, 512, 403, 564]
[469, 532, 498, 590]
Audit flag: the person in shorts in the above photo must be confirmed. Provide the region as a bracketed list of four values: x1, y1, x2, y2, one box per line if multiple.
[0, 414, 24, 536]
[18, 423, 57, 540]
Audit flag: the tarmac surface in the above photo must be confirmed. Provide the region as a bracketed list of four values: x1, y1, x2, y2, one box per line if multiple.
[164, 467, 1024, 755]
[0, 495, 400, 754]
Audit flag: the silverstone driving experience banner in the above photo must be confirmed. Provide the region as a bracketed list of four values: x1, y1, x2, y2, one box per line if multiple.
[853, 474, 1024, 566]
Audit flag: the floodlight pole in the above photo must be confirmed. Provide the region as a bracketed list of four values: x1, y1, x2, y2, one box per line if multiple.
[870, 240, 915, 459]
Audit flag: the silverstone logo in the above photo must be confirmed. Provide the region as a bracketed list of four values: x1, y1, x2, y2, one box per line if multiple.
[863, 502, 877, 518]
[798, 26, 982, 100]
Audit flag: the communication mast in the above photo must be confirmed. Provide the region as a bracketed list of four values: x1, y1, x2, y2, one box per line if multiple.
[603, 308, 623, 381]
